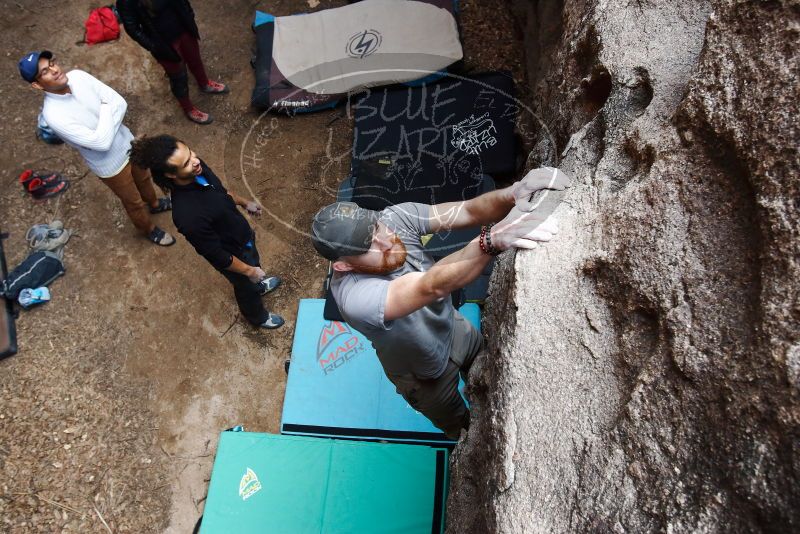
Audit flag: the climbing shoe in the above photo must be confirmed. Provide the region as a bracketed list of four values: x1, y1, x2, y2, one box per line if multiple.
[19, 169, 69, 200]
[201, 80, 230, 94]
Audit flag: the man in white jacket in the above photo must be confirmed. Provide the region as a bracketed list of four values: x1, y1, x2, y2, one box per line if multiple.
[19, 50, 175, 246]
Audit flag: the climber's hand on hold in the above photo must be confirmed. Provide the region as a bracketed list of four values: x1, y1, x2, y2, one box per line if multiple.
[511, 167, 570, 211]
[491, 207, 560, 251]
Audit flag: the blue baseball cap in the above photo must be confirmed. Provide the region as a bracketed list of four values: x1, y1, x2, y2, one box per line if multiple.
[18, 50, 52, 83]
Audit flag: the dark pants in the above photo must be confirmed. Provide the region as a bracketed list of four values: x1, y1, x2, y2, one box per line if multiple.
[157, 32, 210, 112]
[386, 313, 483, 440]
[220, 242, 269, 326]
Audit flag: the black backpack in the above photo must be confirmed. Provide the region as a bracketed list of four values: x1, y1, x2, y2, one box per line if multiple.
[1, 251, 65, 300]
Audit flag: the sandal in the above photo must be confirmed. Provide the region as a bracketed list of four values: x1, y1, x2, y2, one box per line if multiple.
[149, 197, 172, 214]
[186, 108, 213, 125]
[148, 226, 176, 246]
[201, 80, 230, 94]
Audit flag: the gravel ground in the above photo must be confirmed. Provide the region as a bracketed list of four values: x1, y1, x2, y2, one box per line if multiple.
[0, 1, 527, 531]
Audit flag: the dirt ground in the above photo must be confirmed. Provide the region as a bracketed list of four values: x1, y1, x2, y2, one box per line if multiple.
[0, 1, 526, 532]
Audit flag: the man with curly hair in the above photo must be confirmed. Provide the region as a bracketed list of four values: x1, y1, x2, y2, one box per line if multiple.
[129, 135, 284, 329]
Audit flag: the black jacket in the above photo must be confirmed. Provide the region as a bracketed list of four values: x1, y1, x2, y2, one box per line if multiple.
[170, 161, 254, 272]
[116, 0, 200, 62]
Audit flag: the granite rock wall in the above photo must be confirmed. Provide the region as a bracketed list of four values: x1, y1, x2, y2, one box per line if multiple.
[446, 1, 800, 532]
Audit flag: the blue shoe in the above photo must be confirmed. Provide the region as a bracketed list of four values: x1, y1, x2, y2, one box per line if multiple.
[258, 276, 281, 296]
[260, 313, 284, 330]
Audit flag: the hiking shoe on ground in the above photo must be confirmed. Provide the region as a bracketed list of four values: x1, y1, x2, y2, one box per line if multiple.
[186, 108, 213, 125]
[148, 226, 176, 246]
[260, 313, 284, 330]
[37, 172, 63, 185]
[19, 169, 36, 189]
[258, 276, 282, 296]
[20, 170, 69, 199]
[20, 169, 62, 187]
[201, 80, 229, 94]
[27, 176, 70, 200]
[149, 197, 172, 214]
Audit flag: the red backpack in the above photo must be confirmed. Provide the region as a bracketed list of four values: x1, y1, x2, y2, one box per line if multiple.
[84, 6, 120, 45]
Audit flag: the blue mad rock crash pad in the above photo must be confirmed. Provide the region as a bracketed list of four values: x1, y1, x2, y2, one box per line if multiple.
[200, 432, 449, 534]
[281, 299, 480, 444]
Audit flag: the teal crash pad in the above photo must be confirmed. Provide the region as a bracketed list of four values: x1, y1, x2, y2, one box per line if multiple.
[281, 299, 479, 444]
[200, 432, 448, 534]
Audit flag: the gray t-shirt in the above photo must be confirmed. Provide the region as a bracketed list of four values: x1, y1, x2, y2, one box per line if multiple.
[331, 202, 455, 379]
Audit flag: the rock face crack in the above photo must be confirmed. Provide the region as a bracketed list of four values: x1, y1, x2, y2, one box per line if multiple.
[446, 0, 799, 532]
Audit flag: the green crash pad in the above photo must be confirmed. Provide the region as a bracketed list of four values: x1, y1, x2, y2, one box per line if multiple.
[201, 432, 448, 534]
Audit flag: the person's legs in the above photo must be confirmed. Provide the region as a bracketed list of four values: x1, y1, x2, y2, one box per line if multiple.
[387, 313, 483, 440]
[156, 57, 194, 114]
[451, 312, 483, 379]
[223, 271, 271, 325]
[173, 32, 210, 88]
[130, 164, 159, 209]
[101, 163, 155, 235]
[389, 363, 468, 440]
[220, 245, 270, 325]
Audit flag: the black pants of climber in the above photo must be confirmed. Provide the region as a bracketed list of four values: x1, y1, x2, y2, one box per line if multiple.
[219, 242, 270, 326]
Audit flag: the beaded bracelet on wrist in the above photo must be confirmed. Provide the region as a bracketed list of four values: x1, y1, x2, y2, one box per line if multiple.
[479, 225, 490, 255]
[480, 224, 501, 256]
[486, 223, 501, 256]
[484, 223, 497, 255]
